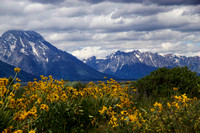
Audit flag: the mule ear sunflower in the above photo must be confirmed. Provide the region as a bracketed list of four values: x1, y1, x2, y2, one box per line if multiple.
[173, 87, 178, 91]
[14, 68, 21, 73]
[29, 130, 36, 133]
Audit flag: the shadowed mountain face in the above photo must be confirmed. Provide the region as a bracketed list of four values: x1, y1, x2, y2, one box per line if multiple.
[83, 50, 200, 79]
[0, 30, 110, 80]
[0, 60, 38, 81]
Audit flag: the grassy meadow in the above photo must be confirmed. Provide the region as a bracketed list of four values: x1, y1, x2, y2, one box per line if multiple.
[0, 67, 200, 133]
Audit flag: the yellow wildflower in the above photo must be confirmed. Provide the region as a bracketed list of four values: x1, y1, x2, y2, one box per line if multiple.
[27, 106, 37, 117]
[52, 93, 59, 101]
[37, 98, 42, 104]
[109, 115, 119, 127]
[19, 111, 29, 120]
[29, 129, 36, 133]
[174, 95, 182, 101]
[129, 113, 138, 122]
[9, 92, 15, 97]
[121, 110, 128, 115]
[99, 106, 107, 115]
[154, 102, 162, 112]
[133, 89, 137, 92]
[150, 108, 155, 112]
[182, 93, 190, 103]
[2, 126, 13, 133]
[116, 104, 123, 108]
[193, 97, 197, 101]
[13, 130, 23, 133]
[91, 118, 96, 126]
[173, 87, 178, 90]
[49, 75, 53, 79]
[154, 102, 162, 109]
[16, 78, 21, 82]
[172, 102, 180, 109]
[167, 102, 171, 108]
[14, 67, 21, 73]
[40, 104, 49, 111]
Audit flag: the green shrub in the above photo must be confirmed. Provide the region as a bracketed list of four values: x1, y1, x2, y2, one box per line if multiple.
[64, 81, 86, 91]
[136, 66, 200, 97]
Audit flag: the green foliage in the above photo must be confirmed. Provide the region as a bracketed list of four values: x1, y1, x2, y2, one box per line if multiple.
[34, 102, 82, 132]
[136, 66, 200, 97]
[8, 76, 14, 86]
[64, 81, 86, 91]
[0, 110, 14, 131]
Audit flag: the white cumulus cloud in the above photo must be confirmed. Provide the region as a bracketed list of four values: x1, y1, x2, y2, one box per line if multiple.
[71, 46, 117, 59]
[0, 0, 200, 58]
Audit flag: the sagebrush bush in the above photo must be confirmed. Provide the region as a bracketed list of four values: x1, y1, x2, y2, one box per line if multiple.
[64, 81, 86, 91]
[136, 66, 200, 98]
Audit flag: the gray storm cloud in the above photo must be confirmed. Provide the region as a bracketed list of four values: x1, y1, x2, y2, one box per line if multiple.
[0, 0, 200, 59]
[29, 0, 65, 4]
[82, 0, 200, 5]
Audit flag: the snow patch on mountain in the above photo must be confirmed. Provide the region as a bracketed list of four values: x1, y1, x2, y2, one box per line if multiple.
[119, 62, 124, 70]
[20, 37, 25, 48]
[20, 48, 28, 55]
[24, 32, 30, 38]
[135, 54, 143, 62]
[40, 41, 49, 50]
[29, 41, 39, 57]
[10, 44, 16, 51]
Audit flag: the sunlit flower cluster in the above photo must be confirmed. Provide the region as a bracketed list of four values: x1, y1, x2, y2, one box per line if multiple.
[0, 67, 199, 132]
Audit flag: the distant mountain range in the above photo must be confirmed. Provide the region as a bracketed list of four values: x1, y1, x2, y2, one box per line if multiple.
[0, 30, 110, 80]
[83, 50, 200, 79]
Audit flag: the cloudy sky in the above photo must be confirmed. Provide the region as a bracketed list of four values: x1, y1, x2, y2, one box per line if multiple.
[0, 0, 200, 59]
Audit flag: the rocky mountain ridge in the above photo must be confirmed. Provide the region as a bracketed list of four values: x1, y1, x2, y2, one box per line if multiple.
[83, 50, 200, 79]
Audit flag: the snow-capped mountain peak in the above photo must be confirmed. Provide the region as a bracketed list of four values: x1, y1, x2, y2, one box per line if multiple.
[0, 30, 109, 80]
[0, 30, 54, 64]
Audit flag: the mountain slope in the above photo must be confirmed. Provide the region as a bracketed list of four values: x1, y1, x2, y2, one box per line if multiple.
[83, 50, 200, 79]
[0, 60, 38, 81]
[0, 30, 110, 80]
